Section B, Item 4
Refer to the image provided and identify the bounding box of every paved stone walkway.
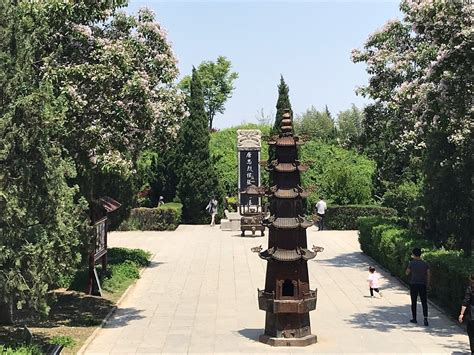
[81,226,469,354]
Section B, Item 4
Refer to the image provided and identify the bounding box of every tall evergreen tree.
[176,68,222,223]
[0,2,87,323]
[272,75,293,134]
[269,76,293,165]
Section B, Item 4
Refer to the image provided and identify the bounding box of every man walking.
[315,198,327,231]
[406,247,430,326]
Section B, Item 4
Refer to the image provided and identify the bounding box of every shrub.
[358,216,473,318]
[108,248,151,267]
[0,345,43,355]
[300,141,375,206]
[117,204,181,231]
[49,336,76,348]
[423,249,474,317]
[325,205,397,230]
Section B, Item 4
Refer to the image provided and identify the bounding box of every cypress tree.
[269,75,293,164]
[176,68,222,223]
[0,3,87,322]
[272,75,293,134]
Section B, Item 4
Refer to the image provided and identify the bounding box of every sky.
[126,1,402,128]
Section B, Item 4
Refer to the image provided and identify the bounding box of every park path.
[81,226,469,354]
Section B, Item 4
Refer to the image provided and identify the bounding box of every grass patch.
[159,202,182,211]
[0,247,152,354]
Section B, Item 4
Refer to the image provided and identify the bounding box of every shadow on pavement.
[102,307,144,328]
[237,328,263,341]
[346,304,468,352]
[316,251,370,269]
[147,261,165,269]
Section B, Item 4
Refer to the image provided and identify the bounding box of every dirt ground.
[0,289,123,354]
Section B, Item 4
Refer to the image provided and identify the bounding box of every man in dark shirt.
[406,247,430,326]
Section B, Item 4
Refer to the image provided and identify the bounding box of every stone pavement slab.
[80,226,470,354]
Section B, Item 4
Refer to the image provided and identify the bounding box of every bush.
[358,216,473,318]
[423,249,474,317]
[117,204,182,231]
[0,345,43,355]
[325,205,397,230]
[49,336,76,348]
[300,141,375,206]
[108,248,151,267]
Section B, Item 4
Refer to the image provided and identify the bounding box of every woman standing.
[206,197,218,227]
[459,274,474,354]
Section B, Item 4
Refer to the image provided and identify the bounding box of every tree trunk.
[0,300,14,325]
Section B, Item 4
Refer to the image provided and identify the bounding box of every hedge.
[117,203,182,231]
[325,205,397,230]
[358,216,473,318]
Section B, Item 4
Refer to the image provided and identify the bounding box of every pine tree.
[176,68,222,223]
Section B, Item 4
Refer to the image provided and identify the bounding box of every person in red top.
[459,274,474,354]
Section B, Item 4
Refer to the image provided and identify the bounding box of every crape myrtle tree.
[176,68,223,224]
[352,0,472,255]
[179,56,238,130]
[0,1,185,322]
[49,6,186,221]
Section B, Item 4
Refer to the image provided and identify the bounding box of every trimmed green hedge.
[325,205,397,230]
[117,203,182,231]
[358,216,473,318]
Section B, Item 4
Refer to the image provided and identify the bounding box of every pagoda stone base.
[259,312,316,347]
[259,334,317,347]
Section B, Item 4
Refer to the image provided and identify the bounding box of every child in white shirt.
[368,266,382,297]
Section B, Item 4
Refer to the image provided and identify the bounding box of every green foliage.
[423,249,474,317]
[300,141,375,206]
[117,206,181,231]
[176,69,223,224]
[102,248,151,293]
[358,217,473,317]
[49,336,76,348]
[135,150,171,208]
[210,129,375,206]
[269,76,293,165]
[353,1,472,255]
[272,75,293,134]
[179,56,238,129]
[0,1,184,321]
[336,104,364,148]
[0,345,43,355]
[0,84,88,316]
[325,205,397,230]
[108,248,151,268]
[294,106,337,142]
[382,180,424,234]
